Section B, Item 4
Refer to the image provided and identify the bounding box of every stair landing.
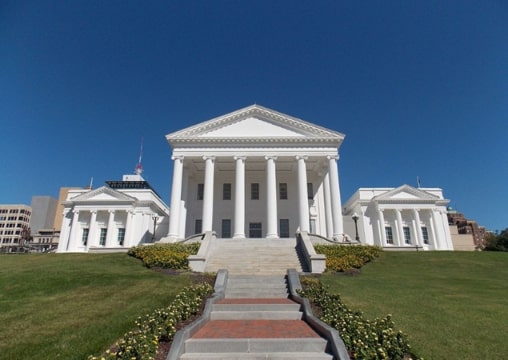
[204,238,304,275]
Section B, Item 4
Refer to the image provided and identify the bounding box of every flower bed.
[128,243,201,269]
[88,282,213,360]
[314,244,382,272]
[299,278,421,360]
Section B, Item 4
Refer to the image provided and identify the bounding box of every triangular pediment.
[69,186,136,203]
[373,185,440,202]
[166,105,345,145]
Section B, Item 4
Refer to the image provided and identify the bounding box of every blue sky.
[1,1,506,231]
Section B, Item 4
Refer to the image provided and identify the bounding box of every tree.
[484,228,508,252]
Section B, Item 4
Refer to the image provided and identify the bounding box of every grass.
[0,253,194,360]
[319,251,508,360]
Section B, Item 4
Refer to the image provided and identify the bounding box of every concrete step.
[212,303,300,312]
[204,238,304,274]
[225,290,289,299]
[184,338,328,353]
[180,352,334,359]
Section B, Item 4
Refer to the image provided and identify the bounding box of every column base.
[266,234,279,239]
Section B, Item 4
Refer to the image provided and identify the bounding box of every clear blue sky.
[1,1,506,231]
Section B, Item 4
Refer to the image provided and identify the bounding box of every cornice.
[169,137,343,144]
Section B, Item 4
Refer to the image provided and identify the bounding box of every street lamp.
[352,213,360,242]
[152,214,159,242]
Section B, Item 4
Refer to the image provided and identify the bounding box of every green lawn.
[319,251,508,360]
[0,253,193,360]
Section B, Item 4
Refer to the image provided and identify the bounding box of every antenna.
[135,137,144,175]
[417,176,421,188]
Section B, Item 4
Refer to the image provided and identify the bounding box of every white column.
[378,208,387,246]
[68,210,80,251]
[431,209,442,249]
[57,209,72,252]
[265,156,278,238]
[412,209,423,246]
[168,156,184,239]
[88,210,98,250]
[123,210,132,247]
[327,155,344,237]
[439,210,453,250]
[322,172,334,238]
[233,156,246,238]
[395,209,405,246]
[428,210,438,249]
[105,210,116,247]
[296,156,310,233]
[202,156,215,232]
[178,170,189,239]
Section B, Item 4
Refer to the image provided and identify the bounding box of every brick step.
[211,310,302,320]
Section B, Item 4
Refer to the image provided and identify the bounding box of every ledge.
[287,269,350,360]
[166,269,228,360]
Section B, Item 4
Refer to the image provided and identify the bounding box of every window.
[195,219,202,234]
[99,228,107,246]
[221,219,231,238]
[422,226,429,244]
[197,184,204,200]
[307,183,314,200]
[385,226,394,244]
[279,183,288,200]
[249,222,262,238]
[279,219,289,238]
[310,219,316,234]
[403,226,411,244]
[117,228,125,246]
[251,183,259,200]
[223,183,231,200]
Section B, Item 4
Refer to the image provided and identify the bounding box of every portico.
[163,105,346,242]
[343,185,454,250]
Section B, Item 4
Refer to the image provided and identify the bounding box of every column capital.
[203,155,216,161]
[171,155,184,161]
[327,154,340,161]
[264,155,277,161]
[296,155,308,161]
[108,209,115,214]
[234,156,246,161]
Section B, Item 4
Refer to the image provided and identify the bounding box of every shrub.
[314,245,382,272]
[88,282,213,360]
[298,280,421,360]
[128,243,201,269]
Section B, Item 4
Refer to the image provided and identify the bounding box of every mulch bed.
[153,270,215,360]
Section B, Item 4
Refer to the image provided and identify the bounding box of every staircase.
[204,238,305,275]
[179,275,334,359]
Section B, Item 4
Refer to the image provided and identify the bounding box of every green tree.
[484,228,508,252]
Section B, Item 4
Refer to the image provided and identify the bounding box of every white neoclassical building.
[342,185,453,250]
[162,105,346,243]
[162,105,454,251]
[56,105,454,253]
[57,174,169,253]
